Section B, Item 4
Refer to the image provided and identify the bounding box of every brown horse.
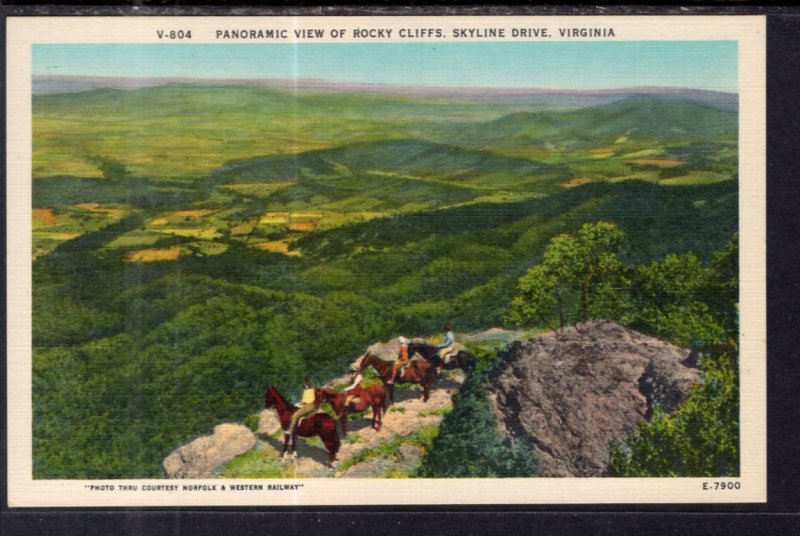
[358,353,435,407]
[317,385,385,436]
[263,385,341,463]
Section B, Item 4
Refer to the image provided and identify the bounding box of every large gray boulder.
[349,338,403,369]
[162,423,256,478]
[488,320,700,477]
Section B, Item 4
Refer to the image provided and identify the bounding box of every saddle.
[441,348,457,364]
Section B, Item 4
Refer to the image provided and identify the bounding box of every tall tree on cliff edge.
[506,221,626,332]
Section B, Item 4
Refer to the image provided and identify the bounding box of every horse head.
[350,353,367,371]
[456,351,477,371]
[264,385,280,409]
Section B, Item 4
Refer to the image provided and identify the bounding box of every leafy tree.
[625,253,726,348]
[702,233,739,337]
[506,221,625,331]
[608,346,739,477]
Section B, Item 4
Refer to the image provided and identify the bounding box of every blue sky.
[33,41,738,92]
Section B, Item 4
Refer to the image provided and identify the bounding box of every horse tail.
[321,416,341,459]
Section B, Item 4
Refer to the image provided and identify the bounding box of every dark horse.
[263,386,341,463]
[407,341,476,372]
[316,385,385,436]
[358,353,435,408]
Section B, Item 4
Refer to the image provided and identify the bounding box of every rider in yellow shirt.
[288,379,318,438]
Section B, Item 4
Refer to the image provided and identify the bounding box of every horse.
[358,353,435,407]
[407,341,476,372]
[316,384,385,436]
[263,385,341,463]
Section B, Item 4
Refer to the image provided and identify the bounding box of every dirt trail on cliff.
[255,372,465,478]
[167,329,519,479]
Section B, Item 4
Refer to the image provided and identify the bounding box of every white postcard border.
[6,15,766,507]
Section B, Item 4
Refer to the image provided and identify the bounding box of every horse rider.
[389,336,410,384]
[343,367,364,408]
[287,379,319,441]
[436,323,456,369]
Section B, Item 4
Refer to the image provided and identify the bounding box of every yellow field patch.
[259,216,288,225]
[230,218,258,236]
[149,218,169,226]
[287,222,316,232]
[590,151,615,160]
[255,239,291,253]
[660,172,730,185]
[291,212,323,219]
[171,209,217,218]
[74,203,129,217]
[632,158,685,168]
[125,247,181,263]
[74,202,101,211]
[32,157,104,178]
[33,208,57,226]
[157,227,222,240]
[34,231,81,241]
[619,149,664,159]
[259,211,290,225]
[609,172,661,183]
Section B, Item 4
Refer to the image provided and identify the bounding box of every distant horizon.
[32,42,738,93]
[31,74,739,98]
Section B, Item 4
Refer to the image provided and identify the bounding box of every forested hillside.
[31,84,738,478]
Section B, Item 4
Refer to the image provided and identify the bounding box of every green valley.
[31,83,738,478]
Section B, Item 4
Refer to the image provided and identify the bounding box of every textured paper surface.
[7,15,765,506]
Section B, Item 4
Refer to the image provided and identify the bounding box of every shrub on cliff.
[419,373,537,477]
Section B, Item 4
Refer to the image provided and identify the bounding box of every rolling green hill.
[30,83,739,478]
[33,84,544,179]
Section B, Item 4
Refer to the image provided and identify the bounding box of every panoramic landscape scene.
[30,41,740,479]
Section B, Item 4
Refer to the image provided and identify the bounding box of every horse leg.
[372,403,381,431]
[281,432,291,461]
[290,432,298,459]
[340,413,348,437]
[322,423,340,464]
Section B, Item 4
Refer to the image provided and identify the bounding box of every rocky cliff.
[488,320,701,477]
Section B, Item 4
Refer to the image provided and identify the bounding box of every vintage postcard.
[6,15,765,507]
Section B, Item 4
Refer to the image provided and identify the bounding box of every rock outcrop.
[163,423,256,478]
[257,409,282,436]
[488,320,700,477]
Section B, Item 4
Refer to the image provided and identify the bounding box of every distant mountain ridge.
[449,95,738,147]
[32,75,738,111]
